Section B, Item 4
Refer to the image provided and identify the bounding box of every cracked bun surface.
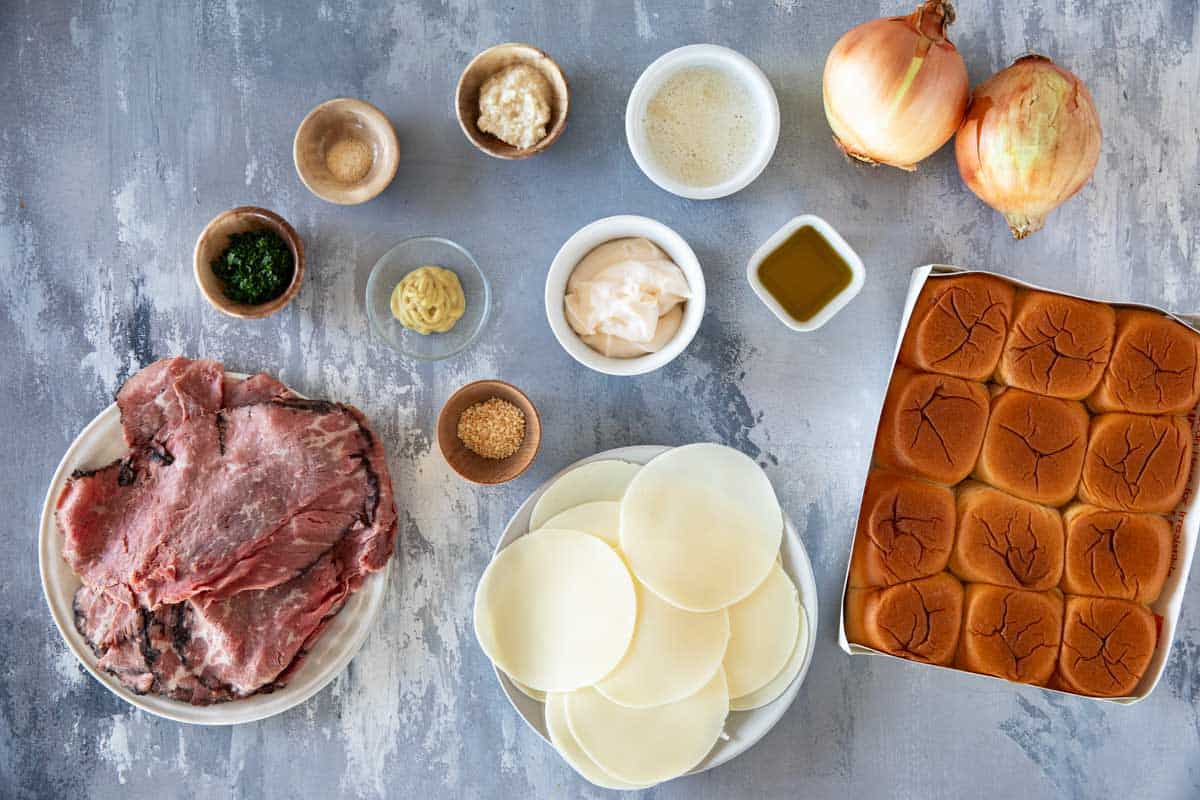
[949,483,1065,590]
[1061,505,1172,604]
[1079,413,1192,512]
[1088,309,1200,415]
[956,584,1063,685]
[898,274,1016,381]
[974,388,1090,506]
[845,572,964,665]
[998,291,1116,400]
[1058,596,1156,697]
[873,367,990,485]
[850,470,956,588]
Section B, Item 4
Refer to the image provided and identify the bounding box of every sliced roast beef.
[181,552,347,696]
[116,357,224,447]
[59,399,390,608]
[72,556,351,702]
[60,358,397,705]
[223,372,295,407]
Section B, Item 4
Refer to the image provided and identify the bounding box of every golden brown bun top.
[861,572,964,664]
[1061,504,1172,604]
[959,583,1063,684]
[952,482,1065,590]
[1081,414,1192,513]
[852,470,955,586]
[1000,291,1116,399]
[1089,309,1200,415]
[900,275,1016,381]
[977,387,1090,506]
[1059,596,1156,697]
[875,367,990,485]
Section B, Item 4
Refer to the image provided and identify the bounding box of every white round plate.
[38,374,391,725]
[491,445,818,776]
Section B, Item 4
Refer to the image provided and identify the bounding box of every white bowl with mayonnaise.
[545,216,705,376]
[626,44,780,200]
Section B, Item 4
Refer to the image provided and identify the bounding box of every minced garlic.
[477,64,552,150]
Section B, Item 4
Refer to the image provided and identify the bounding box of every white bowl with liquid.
[625,44,780,200]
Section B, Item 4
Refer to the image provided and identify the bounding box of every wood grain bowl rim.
[193,206,305,320]
[436,380,542,484]
[455,43,570,160]
[293,97,401,205]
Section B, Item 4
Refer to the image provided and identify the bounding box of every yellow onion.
[823,0,968,170]
[956,55,1102,239]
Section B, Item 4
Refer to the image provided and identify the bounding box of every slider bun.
[949,483,1064,591]
[956,584,1063,685]
[1061,505,1172,604]
[973,388,1090,507]
[849,470,955,588]
[898,274,1016,381]
[999,291,1116,399]
[1088,309,1200,415]
[873,367,989,485]
[1079,413,1192,512]
[1058,596,1156,697]
[844,572,963,666]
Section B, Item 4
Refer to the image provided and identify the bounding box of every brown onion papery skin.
[956,55,1102,239]
[823,1,968,171]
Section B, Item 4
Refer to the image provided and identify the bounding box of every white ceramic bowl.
[747,214,866,332]
[544,215,705,376]
[625,44,780,200]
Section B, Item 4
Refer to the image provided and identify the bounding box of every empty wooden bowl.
[455,43,569,160]
[293,98,400,204]
[437,380,542,484]
[193,206,304,319]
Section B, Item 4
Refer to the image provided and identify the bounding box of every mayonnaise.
[564,238,691,358]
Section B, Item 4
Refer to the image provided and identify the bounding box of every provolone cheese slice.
[540,501,621,548]
[545,693,650,790]
[474,529,636,692]
[595,582,729,708]
[530,461,641,530]
[723,563,800,698]
[730,605,809,711]
[620,444,782,611]
[566,669,729,786]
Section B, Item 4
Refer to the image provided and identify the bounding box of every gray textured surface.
[2,1,1198,798]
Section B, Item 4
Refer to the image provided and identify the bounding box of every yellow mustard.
[389,266,467,335]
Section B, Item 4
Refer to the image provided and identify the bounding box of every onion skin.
[955,55,1102,239]
[823,0,968,171]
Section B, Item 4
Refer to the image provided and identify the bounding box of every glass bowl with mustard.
[366,236,491,360]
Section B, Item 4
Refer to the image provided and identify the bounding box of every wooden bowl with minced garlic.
[455,43,570,160]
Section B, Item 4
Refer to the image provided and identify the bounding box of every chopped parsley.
[212,229,294,305]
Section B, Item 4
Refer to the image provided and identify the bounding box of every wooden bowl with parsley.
[194,206,304,319]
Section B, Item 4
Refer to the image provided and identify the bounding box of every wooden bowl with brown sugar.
[437,380,542,484]
[293,98,400,205]
[455,43,570,160]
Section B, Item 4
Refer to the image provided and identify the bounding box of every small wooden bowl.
[193,206,305,319]
[293,98,400,205]
[455,43,569,160]
[437,380,542,484]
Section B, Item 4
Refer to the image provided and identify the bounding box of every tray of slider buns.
[840,265,1200,703]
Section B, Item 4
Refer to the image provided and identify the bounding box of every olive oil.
[755,226,853,323]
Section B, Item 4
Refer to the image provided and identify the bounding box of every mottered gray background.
[2,1,1198,798]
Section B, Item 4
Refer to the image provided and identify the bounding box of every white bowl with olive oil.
[747,215,865,332]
